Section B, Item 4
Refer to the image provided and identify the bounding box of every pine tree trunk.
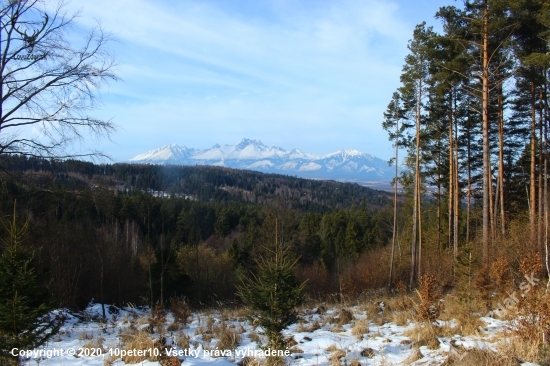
[498,79,505,236]
[531,81,537,249]
[449,93,454,252]
[454,142,459,258]
[438,150,441,251]
[482,0,490,262]
[467,107,472,244]
[389,110,399,289]
[539,86,544,256]
[544,78,549,290]
[415,78,422,282]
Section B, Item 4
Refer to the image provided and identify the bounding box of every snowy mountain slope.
[129,139,397,182]
[130,143,196,164]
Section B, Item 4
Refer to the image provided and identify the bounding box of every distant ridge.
[129,138,397,183]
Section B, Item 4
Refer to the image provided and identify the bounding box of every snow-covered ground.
[14,301,539,365]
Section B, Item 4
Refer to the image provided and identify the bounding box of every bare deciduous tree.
[0,0,118,160]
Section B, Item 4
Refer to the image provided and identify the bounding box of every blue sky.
[66,0,455,161]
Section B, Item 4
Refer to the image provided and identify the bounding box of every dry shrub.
[475,265,492,303]
[395,280,408,294]
[416,273,442,321]
[519,253,543,279]
[509,288,550,358]
[443,347,519,366]
[351,319,369,339]
[349,359,361,366]
[489,257,511,291]
[332,308,354,325]
[343,246,393,292]
[403,323,440,349]
[121,331,164,364]
[170,297,191,328]
[149,304,167,334]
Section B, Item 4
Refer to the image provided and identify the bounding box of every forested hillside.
[0,156,395,309]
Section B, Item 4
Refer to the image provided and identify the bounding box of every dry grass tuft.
[386,294,414,313]
[296,320,321,333]
[349,359,361,366]
[248,331,261,343]
[103,353,118,366]
[289,346,304,353]
[360,348,375,358]
[403,347,423,364]
[403,322,440,349]
[78,331,94,341]
[351,319,369,339]
[329,348,346,366]
[174,332,190,349]
[206,316,215,332]
[443,347,519,366]
[391,309,413,326]
[82,337,104,351]
[363,302,382,320]
[498,333,546,364]
[330,323,344,333]
[439,295,486,336]
[215,321,242,350]
[121,331,164,363]
[332,308,354,325]
[237,356,261,366]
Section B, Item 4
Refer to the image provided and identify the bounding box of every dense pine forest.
[0,156,396,309]
[382,0,550,291]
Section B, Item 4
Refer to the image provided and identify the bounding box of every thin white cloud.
[51,0,441,160]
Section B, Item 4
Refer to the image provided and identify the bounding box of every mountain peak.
[236,138,264,149]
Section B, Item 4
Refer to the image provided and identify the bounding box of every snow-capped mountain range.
[129,138,396,182]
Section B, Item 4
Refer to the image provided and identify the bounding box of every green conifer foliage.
[237,220,305,353]
[0,207,61,365]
